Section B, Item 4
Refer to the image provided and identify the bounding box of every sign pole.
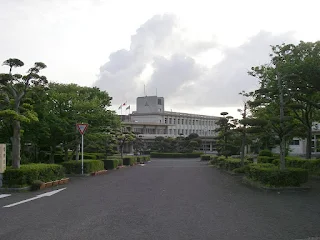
[81,134,84,175]
[76,123,88,175]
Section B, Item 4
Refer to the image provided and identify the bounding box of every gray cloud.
[95,14,297,110]
[95,14,178,104]
[168,31,297,110]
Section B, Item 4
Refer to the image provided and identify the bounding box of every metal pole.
[81,134,84,175]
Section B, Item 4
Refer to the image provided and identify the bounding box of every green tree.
[248,42,320,161]
[0,59,47,168]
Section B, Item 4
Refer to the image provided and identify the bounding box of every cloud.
[95,14,297,111]
[167,31,297,110]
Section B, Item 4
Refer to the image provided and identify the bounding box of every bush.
[117,158,123,166]
[102,159,118,170]
[61,160,104,174]
[31,180,44,191]
[233,165,250,174]
[217,157,249,171]
[150,152,202,158]
[201,155,211,161]
[273,158,320,173]
[259,149,273,157]
[3,164,65,187]
[257,156,275,164]
[246,164,308,187]
[123,156,136,166]
[143,155,151,162]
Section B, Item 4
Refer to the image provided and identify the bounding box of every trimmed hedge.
[246,164,308,187]
[61,160,104,174]
[201,155,211,161]
[102,159,118,170]
[257,156,275,164]
[3,164,65,187]
[215,156,250,170]
[123,157,137,166]
[273,158,320,173]
[143,155,151,162]
[259,149,273,157]
[150,152,203,158]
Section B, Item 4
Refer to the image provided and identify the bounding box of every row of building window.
[168,129,213,135]
[164,118,215,126]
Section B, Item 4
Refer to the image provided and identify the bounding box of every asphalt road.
[0,159,320,240]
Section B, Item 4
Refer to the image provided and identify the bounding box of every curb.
[242,177,311,192]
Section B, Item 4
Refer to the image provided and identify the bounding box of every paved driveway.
[0,158,320,240]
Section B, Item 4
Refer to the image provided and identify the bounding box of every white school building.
[120,96,220,153]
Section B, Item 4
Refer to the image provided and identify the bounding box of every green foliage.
[246,164,308,187]
[150,152,203,158]
[257,156,275,164]
[102,159,119,170]
[3,164,65,187]
[61,160,104,174]
[123,156,137,166]
[201,155,211,161]
[151,134,202,153]
[217,158,249,171]
[259,149,273,157]
[233,165,250,174]
[273,158,320,173]
[31,180,44,191]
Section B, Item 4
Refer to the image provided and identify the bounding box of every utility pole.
[277,74,286,170]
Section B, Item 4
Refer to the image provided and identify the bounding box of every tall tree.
[0,59,47,168]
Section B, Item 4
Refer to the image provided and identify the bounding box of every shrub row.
[3,164,65,187]
[246,164,308,187]
[201,155,211,161]
[272,158,320,173]
[102,155,150,169]
[257,156,275,164]
[150,152,203,158]
[217,158,250,171]
[61,160,104,174]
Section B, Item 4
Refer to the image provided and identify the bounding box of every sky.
[1,0,320,119]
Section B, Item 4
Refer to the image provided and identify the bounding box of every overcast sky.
[1,0,319,118]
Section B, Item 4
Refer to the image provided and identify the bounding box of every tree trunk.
[240,132,246,167]
[306,128,312,159]
[277,74,286,170]
[64,146,68,161]
[11,120,21,169]
[75,144,80,161]
[49,144,56,163]
[279,137,286,170]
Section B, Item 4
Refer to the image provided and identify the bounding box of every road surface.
[0,158,320,240]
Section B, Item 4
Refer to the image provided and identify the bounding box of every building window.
[290,140,300,146]
[165,118,167,124]
[169,129,172,134]
[169,118,172,124]
[178,119,180,124]
[193,120,195,125]
[160,120,161,123]
[182,119,184,124]
[158,99,162,105]
[189,119,191,125]
[174,118,176,124]
[174,129,176,135]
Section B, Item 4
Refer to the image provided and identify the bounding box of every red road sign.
[76,123,88,135]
